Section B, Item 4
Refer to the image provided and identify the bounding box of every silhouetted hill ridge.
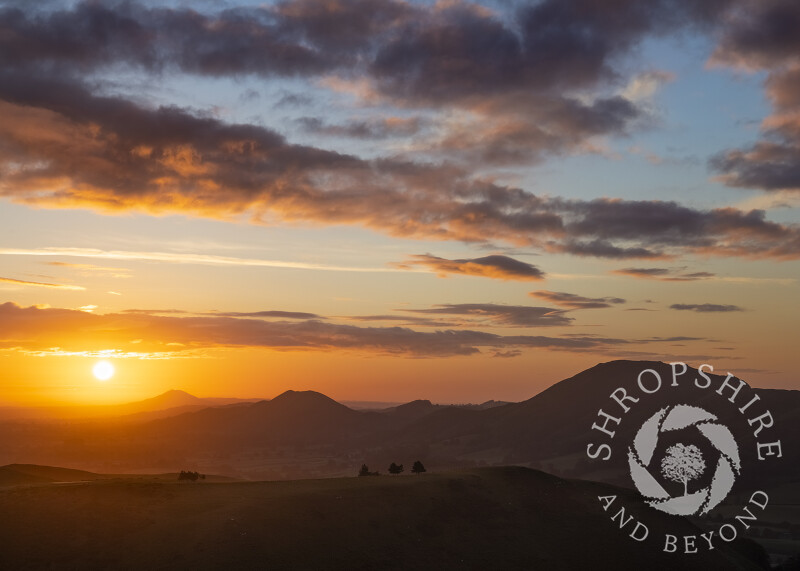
[0,466,768,570]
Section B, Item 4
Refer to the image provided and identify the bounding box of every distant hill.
[0,464,100,486]
[2,361,796,486]
[0,390,261,421]
[0,464,239,487]
[0,467,767,570]
[381,360,800,487]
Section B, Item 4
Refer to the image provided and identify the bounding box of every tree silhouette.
[660,443,706,496]
[411,460,426,475]
[388,462,404,475]
[358,464,370,477]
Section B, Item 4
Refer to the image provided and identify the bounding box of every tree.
[388,462,404,475]
[411,460,426,475]
[660,443,706,496]
[358,464,370,477]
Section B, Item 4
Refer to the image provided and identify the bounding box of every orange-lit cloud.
[395,254,545,281]
[0,301,639,359]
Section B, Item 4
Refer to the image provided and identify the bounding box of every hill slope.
[0,467,766,570]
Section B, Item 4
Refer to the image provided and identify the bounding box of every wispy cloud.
[0,276,84,290]
[45,261,132,278]
[401,303,571,327]
[611,267,716,281]
[0,247,409,273]
[670,303,744,312]
[529,290,625,309]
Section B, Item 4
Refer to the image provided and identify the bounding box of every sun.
[93,360,115,381]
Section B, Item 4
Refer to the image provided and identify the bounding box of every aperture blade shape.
[628,449,670,499]
[661,404,717,431]
[697,421,741,472]
[700,458,737,516]
[633,407,668,466]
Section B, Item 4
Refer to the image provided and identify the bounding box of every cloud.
[46,261,131,278]
[621,70,675,103]
[208,310,322,320]
[669,303,744,312]
[122,308,322,319]
[0,75,798,259]
[612,268,716,281]
[401,303,572,328]
[0,276,84,290]
[709,0,800,193]
[0,247,403,273]
[529,290,625,309]
[0,301,622,358]
[340,315,460,327]
[395,254,545,281]
[1,1,799,261]
[297,116,425,139]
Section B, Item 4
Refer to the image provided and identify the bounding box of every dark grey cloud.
[670,303,744,312]
[712,0,800,69]
[369,0,731,105]
[529,290,625,309]
[402,303,572,328]
[555,239,661,259]
[396,254,545,281]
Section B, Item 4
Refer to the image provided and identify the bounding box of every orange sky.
[1,0,799,406]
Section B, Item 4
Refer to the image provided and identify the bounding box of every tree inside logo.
[661,443,705,497]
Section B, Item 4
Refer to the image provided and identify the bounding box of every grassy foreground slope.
[0,467,764,570]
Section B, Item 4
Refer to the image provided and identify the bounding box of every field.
[0,466,767,570]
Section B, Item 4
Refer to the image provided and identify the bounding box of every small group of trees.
[358,464,380,477]
[177,470,206,481]
[358,461,426,477]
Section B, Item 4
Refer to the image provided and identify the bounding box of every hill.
[0,467,767,570]
[0,390,260,421]
[1,361,797,484]
[0,464,100,486]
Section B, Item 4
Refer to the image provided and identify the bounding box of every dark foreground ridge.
[0,466,765,570]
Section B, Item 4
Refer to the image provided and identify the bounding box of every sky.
[0,0,799,405]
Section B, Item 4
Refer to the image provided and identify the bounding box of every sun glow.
[92,360,115,381]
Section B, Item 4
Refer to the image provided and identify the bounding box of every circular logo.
[627,404,741,516]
